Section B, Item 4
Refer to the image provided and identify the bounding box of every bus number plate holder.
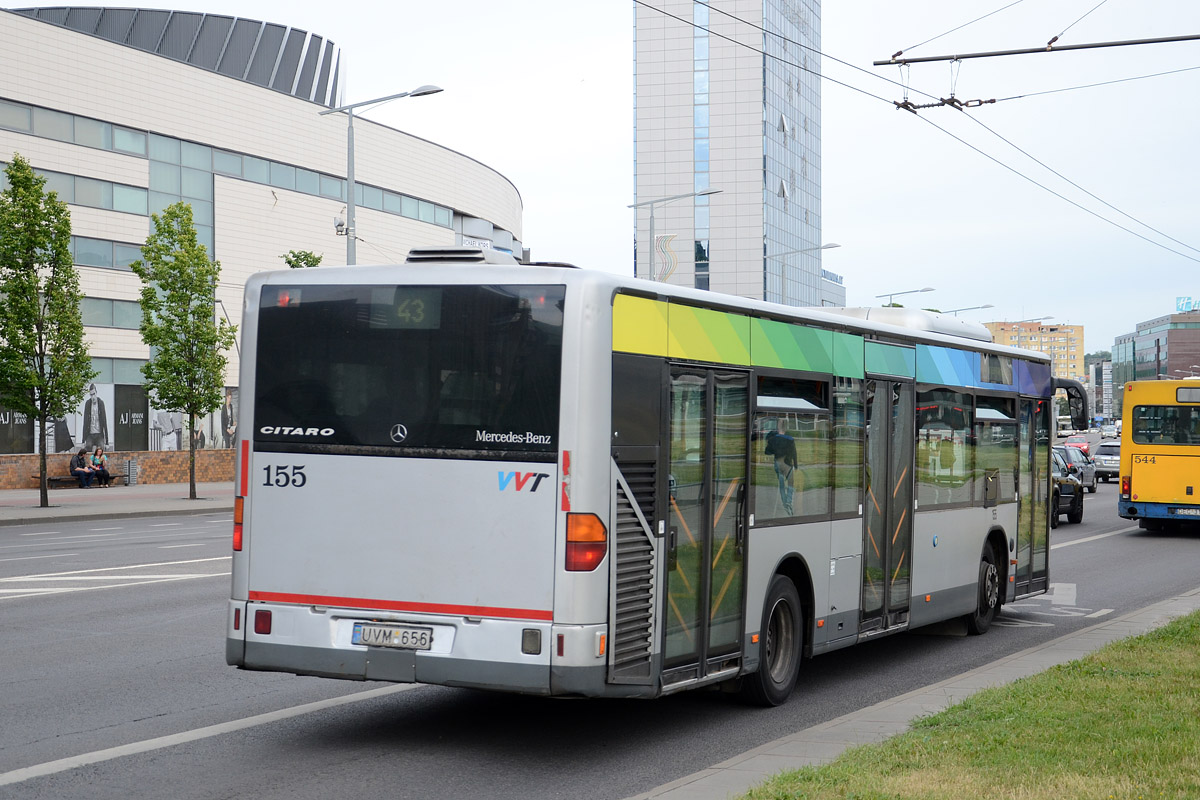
[353,622,433,650]
[1173,508,1200,517]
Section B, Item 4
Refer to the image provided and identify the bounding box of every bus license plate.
[353,623,433,650]
[1173,508,1200,517]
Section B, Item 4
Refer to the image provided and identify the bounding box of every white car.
[1100,425,1117,439]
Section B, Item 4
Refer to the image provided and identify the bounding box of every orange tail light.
[565,513,607,572]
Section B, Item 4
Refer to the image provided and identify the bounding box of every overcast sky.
[88,1,1200,353]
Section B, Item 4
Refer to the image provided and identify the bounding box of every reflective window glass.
[75,177,112,209]
[213,149,242,176]
[319,174,343,199]
[150,161,181,194]
[694,37,709,60]
[694,106,709,127]
[181,167,213,200]
[113,127,147,155]
[114,243,142,269]
[113,359,146,385]
[362,184,383,210]
[91,358,114,383]
[296,168,319,194]
[149,134,181,164]
[695,207,709,229]
[832,377,863,515]
[113,300,142,329]
[917,389,973,507]
[975,396,1017,502]
[190,198,214,226]
[75,237,114,267]
[401,195,418,218]
[753,378,831,522]
[418,200,435,223]
[181,141,212,170]
[0,99,31,131]
[383,191,403,214]
[33,107,73,142]
[196,224,215,254]
[149,191,179,216]
[74,117,112,150]
[694,72,708,94]
[82,298,113,327]
[113,184,148,215]
[40,170,74,202]
[243,156,270,183]
[269,162,296,191]
[435,206,451,227]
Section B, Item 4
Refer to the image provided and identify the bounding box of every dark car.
[1063,434,1091,456]
[1093,441,1120,482]
[1051,449,1083,528]
[1054,444,1097,493]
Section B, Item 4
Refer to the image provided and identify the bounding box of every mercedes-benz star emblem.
[390,423,408,443]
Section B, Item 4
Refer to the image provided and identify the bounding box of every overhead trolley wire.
[634,0,1200,263]
[1047,0,1112,49]
[889,0,1029,62]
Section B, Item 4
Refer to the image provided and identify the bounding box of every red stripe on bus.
[248,590,554,622]
[239,440,249,497]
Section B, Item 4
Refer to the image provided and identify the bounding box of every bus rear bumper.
[1119,500,1200,521]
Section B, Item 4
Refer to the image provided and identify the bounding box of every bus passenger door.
[1014,398,1050,596]
[664,368,748,685]
[861,379,915,633]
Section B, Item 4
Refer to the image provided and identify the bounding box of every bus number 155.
[262,465,307,487]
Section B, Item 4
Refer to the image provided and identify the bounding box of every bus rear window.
[254,284,564,456]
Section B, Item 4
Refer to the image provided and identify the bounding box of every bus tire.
[1068,494,1084,524]
[965,546,1000,635]
[742,574,803,707]
[1050,493,1060,529]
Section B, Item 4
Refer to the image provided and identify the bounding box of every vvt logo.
[499,471,550,492]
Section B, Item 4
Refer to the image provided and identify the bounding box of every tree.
[131,202,237,499]
[281,249,322,269]
[0,154,95,508]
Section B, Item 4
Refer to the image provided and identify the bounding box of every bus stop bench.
[33,472,127,489]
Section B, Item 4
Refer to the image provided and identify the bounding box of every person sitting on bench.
[70,448,95,488]
[91,446,112,487]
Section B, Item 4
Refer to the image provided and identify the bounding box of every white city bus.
[226,248,1086,705]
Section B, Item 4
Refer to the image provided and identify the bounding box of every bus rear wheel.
[742,574,803,707]
[965,546,1000,635]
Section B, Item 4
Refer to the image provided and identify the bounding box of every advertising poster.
[115,385,149,452]
[0,405,34,454]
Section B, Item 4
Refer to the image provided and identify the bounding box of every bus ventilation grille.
[611,461,657,681]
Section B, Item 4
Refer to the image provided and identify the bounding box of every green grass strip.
[742,610,1200,800]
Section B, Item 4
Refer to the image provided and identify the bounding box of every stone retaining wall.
[0,450,235,489]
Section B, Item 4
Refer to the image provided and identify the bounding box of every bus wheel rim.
[765,598,795,682]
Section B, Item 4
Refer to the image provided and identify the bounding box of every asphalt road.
[1,479,1198,800]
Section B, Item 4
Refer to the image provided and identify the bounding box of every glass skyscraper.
[633,0,844,306]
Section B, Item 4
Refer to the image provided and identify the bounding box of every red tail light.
[565,513,607,571]
[254,609,272,635]
[1121,475,1131,497]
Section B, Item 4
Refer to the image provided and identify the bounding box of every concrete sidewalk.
[0,481,234,526]
[629,586,1200,800]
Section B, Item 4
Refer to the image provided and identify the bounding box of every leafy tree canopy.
[282,249,322,269]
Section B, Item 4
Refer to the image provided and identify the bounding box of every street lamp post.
[764,243,840,305]
[629,189,722,281]
[943,303,994,316]
[320,85,443,265]
[875,286,934,306]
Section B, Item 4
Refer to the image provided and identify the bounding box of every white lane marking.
[0,683,419,787]
[0,556,231,579]
[0,554,79,563]
[13,575,226,581]
[1050,526,1139,549]
[1,531,228,550]
[0,574,230,601]
[88,527,123,531]
[149,523,182,528]
[159,543,206,549]
[17,532,62,537]
[1047,583,1077,606]
[1086,608,1115,618]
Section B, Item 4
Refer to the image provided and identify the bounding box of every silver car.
[1054,444,1097,493]
[1093,441,1120,482]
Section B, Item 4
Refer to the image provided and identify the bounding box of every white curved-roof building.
[0,7,523,453]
